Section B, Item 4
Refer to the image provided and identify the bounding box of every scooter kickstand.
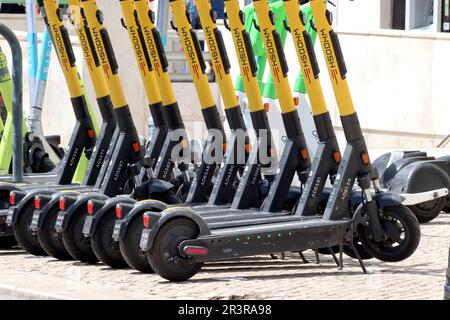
[328,247,341,269]
[314,249,320,264]
[299,251,309,264]
[349,243,368,274]
[338,243,344,270]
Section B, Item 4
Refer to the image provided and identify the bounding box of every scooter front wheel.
[147,218,203,281]
[358,205,420,262]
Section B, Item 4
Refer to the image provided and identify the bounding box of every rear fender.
[117,199,168,240]
[60,192,109,231]
[388,161,450,194]
[83,196,136,236]
[7,189,54,226]
[142,207,211,252]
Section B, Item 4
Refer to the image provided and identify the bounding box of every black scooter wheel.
[12,203,46,256]
[0,236,17,249]
[147,218,203,281]
[358,205,420,262]
[408,197,445,223]
[62,208,98,264]
[120,214,153,273]
[91,210,128,269]
[37,206,73,260]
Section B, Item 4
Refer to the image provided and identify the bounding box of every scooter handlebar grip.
[100,29,119,74]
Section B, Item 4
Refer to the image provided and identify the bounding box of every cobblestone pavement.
[0,214,449,300]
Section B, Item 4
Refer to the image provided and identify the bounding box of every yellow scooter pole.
[169,0,229,202]
[80,0,145,195]
[223,0,279,209]
[253,0,311,178]
[310,0,371,168]
[169,0,225,140]
[67,0,118,185]
[39,0,97,184]
[194,0,239,114]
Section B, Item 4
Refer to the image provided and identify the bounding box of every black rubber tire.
[62,208,98,264]
[0,236,17,249]
[408,197,445,223]
[37,205,73,260]
[91,210,129,269]
[119,193,179,272]
[358,205,421,262]
[120,214,153,273]
[12,203,46,256]
[147,218,203,281]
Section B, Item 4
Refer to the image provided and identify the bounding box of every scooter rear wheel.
[120,214,153,273]
[408,197,445,223]
[37,206,73,260]
[62,208,98,264]
[13,203,46,256]
[147,218,203,281]
[0,236,17,249]
[91,210,129,269]
[358,205,420,262]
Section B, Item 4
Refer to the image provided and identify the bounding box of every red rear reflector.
[116,205,122,219]
[87,200,94,215]
[293,97,299,106]
[184,246,208,256]
[59,196,65,211]
[264,102,270,112]
[9,192,15,206]
[34,196,41,209]
[143,213,150,228]
[88,129,95,139]
[132,142,140,153]
[361,152,370,165]
[333,151,342,164]
[301,148,309,161]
